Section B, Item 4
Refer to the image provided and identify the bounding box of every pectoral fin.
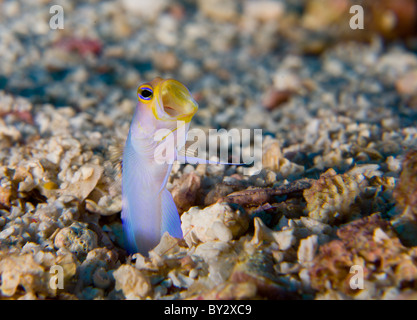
[160,188,183,239]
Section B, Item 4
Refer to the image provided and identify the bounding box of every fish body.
[122,77,198,254]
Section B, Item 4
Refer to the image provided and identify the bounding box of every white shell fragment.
[297,235,319,265]
[181,203,249,247]
[113,265,151,299]
[60,164,103,201]
[251,217,295,251]
[54,222,98,257]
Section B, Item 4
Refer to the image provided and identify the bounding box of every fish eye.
[138,87,153,101]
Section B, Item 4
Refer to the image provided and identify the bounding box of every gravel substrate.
[1,0,417,300]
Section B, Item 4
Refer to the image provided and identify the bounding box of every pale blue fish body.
[121,78,198,255]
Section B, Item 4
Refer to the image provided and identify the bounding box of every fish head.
[137,77,198,126]
[132,77,199,157]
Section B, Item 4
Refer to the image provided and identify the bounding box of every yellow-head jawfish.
[121,77,198,254]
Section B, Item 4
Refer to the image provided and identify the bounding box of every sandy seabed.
[1,0,417,300]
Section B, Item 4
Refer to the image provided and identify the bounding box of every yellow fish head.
[137,77,198,124]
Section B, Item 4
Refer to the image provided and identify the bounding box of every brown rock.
[152,52,179,72]
[171,171,201,214]
[396,70,417,95]
[262,89,293,110]
[309,213,414,295]
[394,150,417,216]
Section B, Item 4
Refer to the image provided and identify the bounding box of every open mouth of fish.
[158,80,198,121]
